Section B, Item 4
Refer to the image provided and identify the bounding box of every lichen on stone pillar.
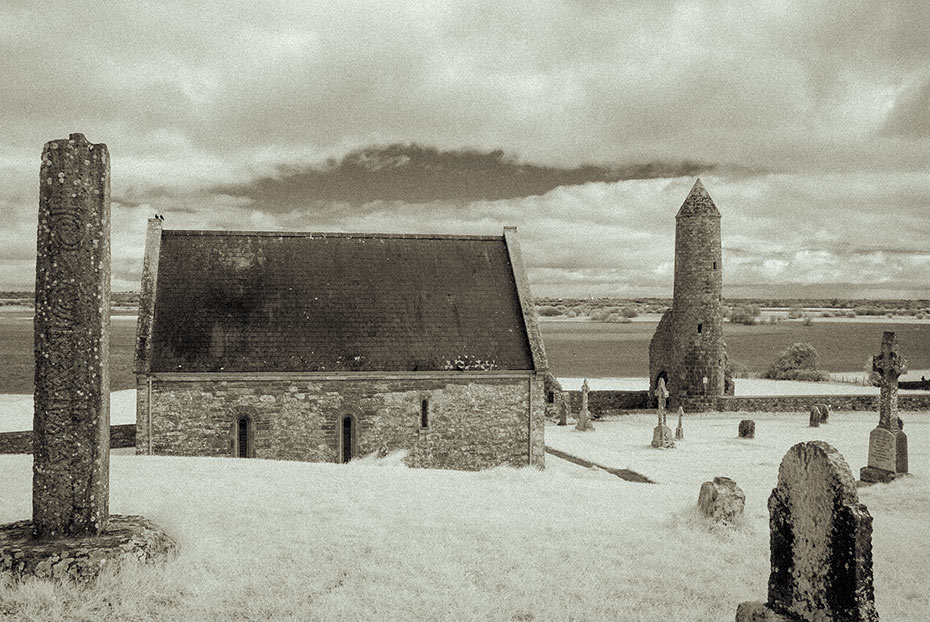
[33,133,111,538]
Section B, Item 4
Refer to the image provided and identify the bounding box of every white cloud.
[0,1,928,297]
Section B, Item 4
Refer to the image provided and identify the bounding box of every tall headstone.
[33,134,110,538]
[674,406,684,440]
[575,379,594,431]
[736,441,878,621]
[860,331,908,483]
[651,378,674,448]
[808,407,821,428]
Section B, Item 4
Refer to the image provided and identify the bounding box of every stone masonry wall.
[137,375,545,470]
[714,393,930,413]
[567,390,649,414]
[0,425,135,455]
[558,391,930,416]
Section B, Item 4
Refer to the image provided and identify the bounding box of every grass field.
[0,410,926,621]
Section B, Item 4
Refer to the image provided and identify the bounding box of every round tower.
[648,179,728,407]
[672,179,724,397]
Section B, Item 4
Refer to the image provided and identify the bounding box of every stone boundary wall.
[900,380,930,390]
[715,394,930,413]
[566,390,649,414]
[0,424,136,455]
[563,390,930,415]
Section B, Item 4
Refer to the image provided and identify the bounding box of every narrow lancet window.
[237,417,251,458]
[420,399,429,428]
[697,323,703,334]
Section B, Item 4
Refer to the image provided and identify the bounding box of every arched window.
[235,416,253,458]
[697,323,703,334]
[338,415,357,463]
[420,399,429,429]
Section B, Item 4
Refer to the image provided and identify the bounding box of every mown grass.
[1,410,928,621]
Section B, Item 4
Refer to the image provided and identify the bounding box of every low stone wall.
[0,424,136,455]
[900,380,930,390]
[566,390,649,415]
[711,394,930,413]
[0,431,32,455]
[111,424,136,449]
[562,390,930,416]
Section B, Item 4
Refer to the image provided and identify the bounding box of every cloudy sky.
[1,1,928,298]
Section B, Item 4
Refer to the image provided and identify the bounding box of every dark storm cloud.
[213,144,717,208]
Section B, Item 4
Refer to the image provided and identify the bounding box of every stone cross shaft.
[655,378,669,426]
[872,331,906,429]
[581,379,589,413]
[33,134,111,538]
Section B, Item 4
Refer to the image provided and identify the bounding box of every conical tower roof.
[675,178,720,218]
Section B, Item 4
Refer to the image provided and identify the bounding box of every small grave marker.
[575,379,594,431]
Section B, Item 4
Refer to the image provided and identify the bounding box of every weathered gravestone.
[674,406,684,440]
[815,403,830,424]
[557,397,568,426]
[809,407,821,428]
[735,441,878,621]
[575,379,594,431]
[738,419,755,439]
[697,476,744,525]
[0,134,175,582]
[651,378,674,448]
[860,331,908,484]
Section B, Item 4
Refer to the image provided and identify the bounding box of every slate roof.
[148,231,535,373]
[675,178,720,218]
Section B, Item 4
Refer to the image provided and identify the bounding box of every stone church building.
[649,179,733,409]
[134,220,547,470]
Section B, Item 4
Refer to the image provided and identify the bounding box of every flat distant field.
[0,311,137,394]
[3,309,930,393]
[540,319,930,379]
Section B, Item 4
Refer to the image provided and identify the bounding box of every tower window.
[712,261,716,270]
[697,323,703,333]
[420,399,429,428]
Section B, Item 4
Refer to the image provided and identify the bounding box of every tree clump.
[728,304,761,325]
[764,342,830,381]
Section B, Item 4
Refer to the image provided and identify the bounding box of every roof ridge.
[160,230,505,241]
